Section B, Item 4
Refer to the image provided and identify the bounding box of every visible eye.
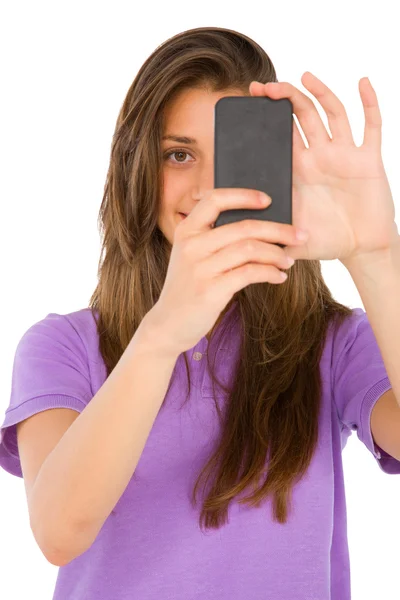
[163,148,194,165]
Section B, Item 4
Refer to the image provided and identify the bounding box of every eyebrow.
[162,134,198,144]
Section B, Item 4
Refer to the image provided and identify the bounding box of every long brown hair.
[88,26,352,531]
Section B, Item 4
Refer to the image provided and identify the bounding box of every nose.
[192,168,214,202]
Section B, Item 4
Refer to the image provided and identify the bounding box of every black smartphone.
[213,96,293,248]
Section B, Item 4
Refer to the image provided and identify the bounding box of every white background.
[0,1,399,598]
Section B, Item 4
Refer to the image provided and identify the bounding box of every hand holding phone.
[151,188,305,356]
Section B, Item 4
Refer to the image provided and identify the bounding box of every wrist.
[132,307,182,360]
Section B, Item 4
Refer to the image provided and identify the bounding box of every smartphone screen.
[213,96,293,247]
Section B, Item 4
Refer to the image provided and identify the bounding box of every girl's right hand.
[148,187,306,356]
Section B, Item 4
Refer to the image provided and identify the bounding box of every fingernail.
[296,228,309,241]
[259,193,271,206]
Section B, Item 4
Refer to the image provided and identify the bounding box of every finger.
[359,77,382,149]
[192,214,302,258]
[218,262,290,295]
[300,72,355,144]
[177,188,270,236]
[205,238,293,277]
[263,80,331,146]
[292,115,307,151]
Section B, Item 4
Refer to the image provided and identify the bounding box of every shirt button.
[193,352,203,361]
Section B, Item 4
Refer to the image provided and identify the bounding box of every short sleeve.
[333,307,400,474]
[0,312,93,478]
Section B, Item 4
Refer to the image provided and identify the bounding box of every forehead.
[163,87,246,129]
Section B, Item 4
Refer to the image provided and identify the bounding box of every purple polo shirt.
[1,302,399,599]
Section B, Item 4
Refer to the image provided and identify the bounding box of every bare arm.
[29,309,180,566]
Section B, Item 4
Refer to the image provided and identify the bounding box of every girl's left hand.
[249,73,399,269]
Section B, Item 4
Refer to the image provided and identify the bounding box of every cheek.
[162,171,185,209]
[162,171,174,200]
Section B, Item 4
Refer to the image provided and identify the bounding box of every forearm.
[344,239,400,406]
[30,310,180,566]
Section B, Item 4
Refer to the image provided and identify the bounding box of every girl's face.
[158,86,246,245]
